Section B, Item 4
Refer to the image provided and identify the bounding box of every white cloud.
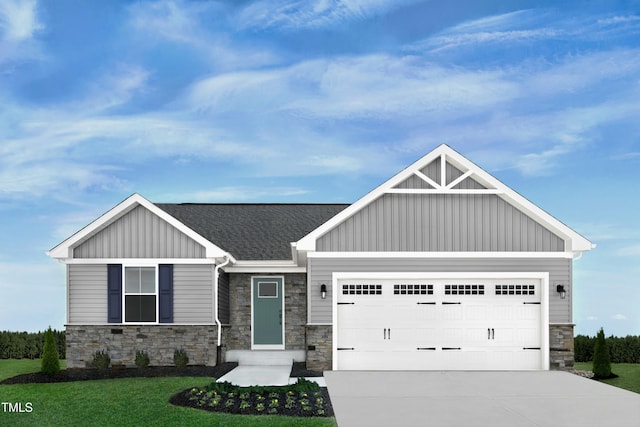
[0,0,44,65]
[586,316,598,321]
[236,0,419,29]
[612,314,628,320]
[616,245,640,257]
[0,0,42,41]
[161,186,310,202]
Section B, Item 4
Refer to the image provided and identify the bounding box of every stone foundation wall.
[305,325,332,371]
[66,325,218,368]
[226,273,307,352]
[549,323,574,370]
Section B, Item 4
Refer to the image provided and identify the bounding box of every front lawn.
[0,359,337,427]
[574,362,640,394]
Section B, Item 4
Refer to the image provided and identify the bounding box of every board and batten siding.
[73,204,206,259]
[308,257,571,324]
[68,264,215,324]
[68,264,108,323]
[316,194,565,252]
[173,264,213,323]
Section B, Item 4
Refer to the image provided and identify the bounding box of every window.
[342,284,382,295]
[124,267,156,322]
[495,284,535,295]
[444,284,484,295]
[393,284,433,295]
[258,281,278,298]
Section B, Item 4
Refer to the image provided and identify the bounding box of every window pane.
[140,267,155,293]
[258,282,277,298]
[125,267,140,293]
[125,295,156,322]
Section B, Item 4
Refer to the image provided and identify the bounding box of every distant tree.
[41,327,60,376]
[592,328,612,379]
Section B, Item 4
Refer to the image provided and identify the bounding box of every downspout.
[213,256,231,365]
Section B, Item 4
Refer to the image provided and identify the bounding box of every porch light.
[556,284,566,299]
[320,284,327,299]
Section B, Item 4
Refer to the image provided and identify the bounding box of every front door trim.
[251,275,285,350]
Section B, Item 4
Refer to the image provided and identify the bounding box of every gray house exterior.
[49,144,593,370]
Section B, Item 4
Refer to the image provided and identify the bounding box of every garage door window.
[495,284,535,295]
[342,284,382,295]
[393,284,433,295]
[445,284,484,295]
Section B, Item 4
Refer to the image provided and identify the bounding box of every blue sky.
[1,0,639,337]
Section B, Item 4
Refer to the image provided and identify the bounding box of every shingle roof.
[155,203,349,260]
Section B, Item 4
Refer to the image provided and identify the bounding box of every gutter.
[213,255,231,365]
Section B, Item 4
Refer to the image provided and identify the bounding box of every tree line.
[575,334,640,363]
[0,330,66,359]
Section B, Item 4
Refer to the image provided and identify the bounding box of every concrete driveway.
[325,371,640,427]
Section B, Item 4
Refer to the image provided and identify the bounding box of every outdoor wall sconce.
[556,284,566,299]
[320,284,327,299]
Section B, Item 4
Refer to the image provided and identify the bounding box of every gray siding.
[74,204,206,259]
[308,257,571,324]
[317,194,564,252]
[173,264,213,323]
[68,264,108,323]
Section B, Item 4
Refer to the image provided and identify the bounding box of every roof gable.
[296,144,593,253]
[48,194,231,261]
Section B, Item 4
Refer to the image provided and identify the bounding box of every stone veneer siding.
[305,325,332,371]
[549,323,575,370]
[225,273,307,354]
[66,325,218,368]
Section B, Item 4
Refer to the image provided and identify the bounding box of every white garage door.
[335,274,547,370]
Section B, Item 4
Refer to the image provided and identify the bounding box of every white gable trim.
[48,193,234,262]
[296,144,593,253]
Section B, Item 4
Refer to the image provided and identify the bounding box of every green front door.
[252,277,284,348]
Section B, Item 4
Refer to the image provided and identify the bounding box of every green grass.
[0,358,66,382]
[0,359,337,427]
[574,362,640,394]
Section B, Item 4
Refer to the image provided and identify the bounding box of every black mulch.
[290,362,323,378]
[169,386,334,418]
[0,363,238,385]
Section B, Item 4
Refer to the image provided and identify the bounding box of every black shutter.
[158,264,173,323]
[107,264,122,323]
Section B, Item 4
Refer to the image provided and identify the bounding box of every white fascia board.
[64,258,218,265]
[297,145,447,251]
[307,251,574,259]
[48,193,233,261]
[225,260,306,273]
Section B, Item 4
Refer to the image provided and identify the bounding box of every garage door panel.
[336,277,544,371]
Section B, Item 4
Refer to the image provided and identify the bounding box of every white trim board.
[307,251,575,259]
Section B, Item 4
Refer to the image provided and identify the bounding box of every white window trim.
[122,263,159,325]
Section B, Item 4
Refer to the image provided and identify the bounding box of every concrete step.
[225,349,305,366]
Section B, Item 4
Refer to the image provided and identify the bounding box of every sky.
[0,0,639,337]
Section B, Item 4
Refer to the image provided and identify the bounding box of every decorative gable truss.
[296,144,594,254]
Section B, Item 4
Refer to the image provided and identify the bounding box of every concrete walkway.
[325,371,640,427]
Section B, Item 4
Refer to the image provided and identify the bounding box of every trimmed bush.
[174,348,189,368]
[41,327,60,376]
[135,350,150,368]
[91,350,111,369]
[593,328,612,379]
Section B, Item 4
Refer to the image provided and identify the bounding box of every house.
[48,144,594,371]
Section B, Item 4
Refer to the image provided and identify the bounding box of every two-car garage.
[333,273,549,371]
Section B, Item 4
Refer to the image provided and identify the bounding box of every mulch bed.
[0,363,238,385]
[169,386,334,417]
